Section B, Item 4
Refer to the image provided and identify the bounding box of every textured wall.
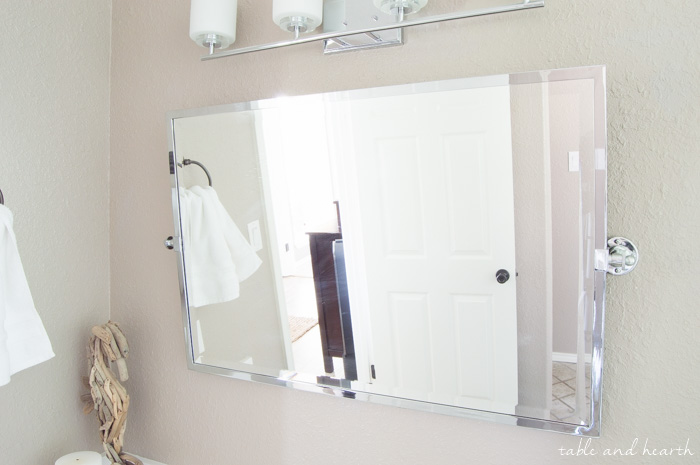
[0,1,111,463]
[110,1,700,464]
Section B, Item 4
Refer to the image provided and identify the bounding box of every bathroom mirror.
[166,65,607,436]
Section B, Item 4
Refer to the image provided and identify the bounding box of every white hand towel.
[179,186,262,308]
[0,204,55,387]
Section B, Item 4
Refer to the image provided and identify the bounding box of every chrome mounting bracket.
[323,28,403,54]
[595,237,640,276]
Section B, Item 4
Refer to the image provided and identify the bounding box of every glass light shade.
[373,0,428,15]
[273,0,324,34]
[323,0,346,32]
[190,0,238,49]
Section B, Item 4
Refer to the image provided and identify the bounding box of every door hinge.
[169,151,175,174]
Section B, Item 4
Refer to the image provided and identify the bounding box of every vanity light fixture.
[322,0,347,33]
[200,0,545,59]
[190,0,238,55]
[374,0,428,20]
[273,0,324,39]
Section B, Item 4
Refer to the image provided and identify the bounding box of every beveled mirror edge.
[165,65,608,436]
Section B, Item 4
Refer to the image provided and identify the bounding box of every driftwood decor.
[82,321,143,465]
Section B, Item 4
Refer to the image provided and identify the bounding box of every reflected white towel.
[179,186,262,307]
[0,205,55,387]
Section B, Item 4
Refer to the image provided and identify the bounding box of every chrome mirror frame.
[166,65,608,436]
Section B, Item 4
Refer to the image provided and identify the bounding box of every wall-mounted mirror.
[166,65,608,436]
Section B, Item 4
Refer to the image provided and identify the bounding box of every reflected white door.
[337,86,518,413]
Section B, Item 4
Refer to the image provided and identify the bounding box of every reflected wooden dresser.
[307,229,344,374]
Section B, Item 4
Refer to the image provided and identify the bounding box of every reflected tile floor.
[283,273,345,379]
[551,361,591,424]
[290,324,344,378]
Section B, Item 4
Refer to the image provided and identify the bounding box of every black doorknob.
[496,269,510,284]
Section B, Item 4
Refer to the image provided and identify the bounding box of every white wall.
[104,0,696,464]
[0,1,112,463]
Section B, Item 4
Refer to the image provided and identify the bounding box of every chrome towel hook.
[0,188,4,205]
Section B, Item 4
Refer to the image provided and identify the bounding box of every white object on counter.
[55,451,102,465]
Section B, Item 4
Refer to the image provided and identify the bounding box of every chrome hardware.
[204,1,544,60]
[607,237,639,275]
[595,237,639,275]
[178,158,213,187]
[164,236,175,250]
[203,33,224,56]
[496,269,510,284]
[0,188,4,205]
[324,28,403,54]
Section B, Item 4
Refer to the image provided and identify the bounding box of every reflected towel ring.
[0,188,4,205]
[178,159,213,187]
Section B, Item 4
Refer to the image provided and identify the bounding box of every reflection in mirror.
[168,66,607,436]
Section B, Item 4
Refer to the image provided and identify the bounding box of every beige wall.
[0,1,112,464]
[108,1,700,464]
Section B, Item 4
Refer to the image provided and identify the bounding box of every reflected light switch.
[248,220,263,251]
[568,151,580,172]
